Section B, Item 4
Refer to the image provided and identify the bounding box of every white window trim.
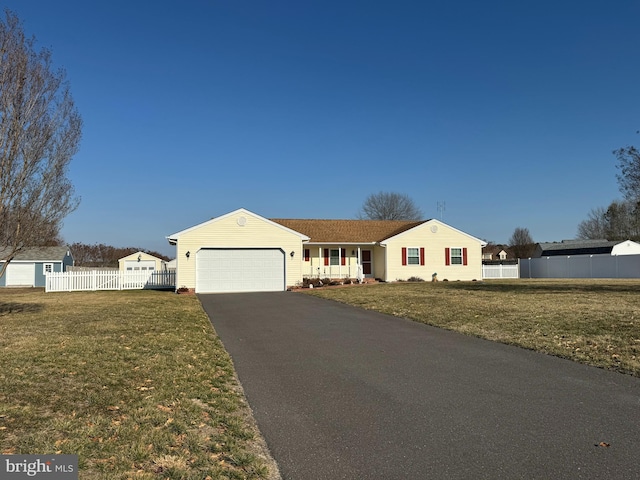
[450,247,463,265]
[406,247,421,265]
[330,249,340,266]
[43,263,54,274]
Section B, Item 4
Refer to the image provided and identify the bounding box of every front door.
[362,250,372,276]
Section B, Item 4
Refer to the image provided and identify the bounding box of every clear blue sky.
[5,1,639,257]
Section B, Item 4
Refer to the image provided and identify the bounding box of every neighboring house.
[531,239,639,258]
[167,208,486,294]
[482,244,513,261]
[118,251,166,272]
[0,246,74,287]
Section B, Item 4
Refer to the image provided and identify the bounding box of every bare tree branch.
[615,146,640,202]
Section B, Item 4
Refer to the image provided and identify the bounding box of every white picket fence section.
[482,264,519,279]
[45,270,176,292]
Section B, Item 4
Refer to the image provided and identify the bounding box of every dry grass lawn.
[0,288,279,480]
[303,279,640,376]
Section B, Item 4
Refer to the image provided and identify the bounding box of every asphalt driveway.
[199,292,640,480]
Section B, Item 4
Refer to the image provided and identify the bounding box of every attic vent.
[237,216,247,226]
[430,225,438,233]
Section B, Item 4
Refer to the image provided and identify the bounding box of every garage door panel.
[196,249,285,293]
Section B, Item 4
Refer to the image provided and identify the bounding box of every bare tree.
[577,206,608,240]
[358,191,422,220]
[0,10,81,277]
[615,145,640,202]
[576,200,640,241]
[603,200,640,240]
[509,227,535,258]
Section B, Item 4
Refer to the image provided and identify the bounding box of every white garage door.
[196,249,285,293]
[6,263,35,286]
[124,260,156,271]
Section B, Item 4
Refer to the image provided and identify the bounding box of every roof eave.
[304,241,378,246]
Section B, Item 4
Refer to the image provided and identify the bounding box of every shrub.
[407,276,424,282]
[302,277,325,288]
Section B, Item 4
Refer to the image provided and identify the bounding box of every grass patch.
[0,288,278,479]
[302,279,640,376]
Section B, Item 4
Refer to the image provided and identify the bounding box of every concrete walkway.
[199,292,640,480]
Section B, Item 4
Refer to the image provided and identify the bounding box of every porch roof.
[270,219,427,243]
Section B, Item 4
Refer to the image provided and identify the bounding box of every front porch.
[302,245,375,280]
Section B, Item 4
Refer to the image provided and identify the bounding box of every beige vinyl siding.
[173,211,304,289]
[383,220,483,281]
[372,246,386,280]
[118,252,165,272]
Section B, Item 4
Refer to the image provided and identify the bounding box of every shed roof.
[270,219,428,243]
[537,239,618,256]
[0,246,71,262]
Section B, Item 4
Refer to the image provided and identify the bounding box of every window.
[445,247,468,266]
[324,248,346,266]
[304,249,310,261]
[402,247,425,266]
[43,263,53,274]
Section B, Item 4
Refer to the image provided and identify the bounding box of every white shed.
[611,240,640,256]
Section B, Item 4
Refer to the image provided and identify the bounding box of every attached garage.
[196,248,285,293]
[167,209,309,293]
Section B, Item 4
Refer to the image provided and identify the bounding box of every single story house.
[0,246,74,287]
[533,239,640,258]
[118,251,167,272]
[167,208,486,293]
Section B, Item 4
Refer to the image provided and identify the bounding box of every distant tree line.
[70,243,171,268]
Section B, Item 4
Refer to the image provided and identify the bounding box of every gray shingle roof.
[0,246,71,262]
[536,240,618,256]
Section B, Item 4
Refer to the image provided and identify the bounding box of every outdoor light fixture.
[185,251,190,258]
[290,251,295,258]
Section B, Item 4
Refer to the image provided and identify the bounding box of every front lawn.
[302,279,640,376]
[0,289,279,480]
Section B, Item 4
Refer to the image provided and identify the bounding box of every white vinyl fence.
[482,264,519,279]
[519,254,640,279]
[45,270,175,292]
